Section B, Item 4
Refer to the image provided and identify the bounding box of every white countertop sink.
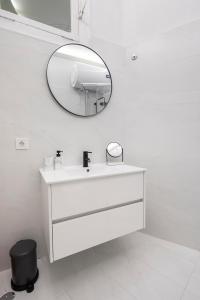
[40,163,146,184]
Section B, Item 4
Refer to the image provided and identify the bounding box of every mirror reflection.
[47,44,112,117]
[107,142,123,158]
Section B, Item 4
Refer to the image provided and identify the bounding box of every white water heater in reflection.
[71,63,111,91]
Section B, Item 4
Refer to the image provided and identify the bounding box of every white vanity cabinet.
[40,164,146,262]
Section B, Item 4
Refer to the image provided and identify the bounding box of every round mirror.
[106,142,123,158]
[47,43,112,117]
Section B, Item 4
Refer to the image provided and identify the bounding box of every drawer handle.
[53,199,143,224]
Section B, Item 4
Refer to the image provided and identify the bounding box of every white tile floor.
[1,232,200,300]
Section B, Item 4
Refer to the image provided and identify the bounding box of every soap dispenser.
[54,150,63,170]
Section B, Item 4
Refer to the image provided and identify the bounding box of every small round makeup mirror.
[106,142,123,165]
[107,142,123,157]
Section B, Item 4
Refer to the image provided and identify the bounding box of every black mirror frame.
[46,43,113,117]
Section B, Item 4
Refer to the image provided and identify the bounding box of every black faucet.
[83,151,92,168]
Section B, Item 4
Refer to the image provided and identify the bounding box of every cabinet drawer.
[51,173,144,221]
[53,201,144,261]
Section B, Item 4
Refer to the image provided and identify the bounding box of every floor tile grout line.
[95,238,197,286]
[100,256,183,300]
[91,248,139,300]
[93,247,186,299]
[180,259,199,300]
[131,254,191,291]
[131,234,200,266]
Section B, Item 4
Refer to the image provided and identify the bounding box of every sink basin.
[40,163,146,184]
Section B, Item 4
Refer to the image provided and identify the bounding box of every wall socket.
[15,138,30,150]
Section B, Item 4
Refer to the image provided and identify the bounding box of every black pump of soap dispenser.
[56,150,63,157]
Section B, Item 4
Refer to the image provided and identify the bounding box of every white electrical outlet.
[15,138,30,150]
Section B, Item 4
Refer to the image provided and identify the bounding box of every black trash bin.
[9,239,39,293]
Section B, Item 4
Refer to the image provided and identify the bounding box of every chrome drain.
[0,292,15,300]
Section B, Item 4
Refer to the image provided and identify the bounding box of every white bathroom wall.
[0,2,128,271]
[120,0,200,250]
[0,0,200,271]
